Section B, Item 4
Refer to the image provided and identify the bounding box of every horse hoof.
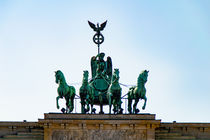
[91,108,96,114]
[61,108,66,114]
[135,109,140,114]
[119,108,123,114]
[84,108,90,114]
[99,111,104,114]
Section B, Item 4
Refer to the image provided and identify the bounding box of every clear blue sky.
[0,0,210,122]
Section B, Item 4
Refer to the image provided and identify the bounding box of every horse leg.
[56,96,60,109]
[128,98,132,114]
[109,95,112,114]
[99,104,104,114]
[99,100,104,114]
[118,98,122,114]
[82,104,85,114]
[66,96,73,113]
[90,97,94,114]
[85,95,90,113]
[66,106,69,113]
[142,96,147,110]
[133,98,139,114]
[65,97,70,113]
[90,103,93,114]
[116,90,122,114]
[69,97,74,113]
[81,98,85,114]
[127,90,133,114]
[84,100,89,114]
[113,99,118,114]
[112,98,117,114]
[99,92,104,114]
[86,103,90,113]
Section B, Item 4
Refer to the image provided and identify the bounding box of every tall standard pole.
[98,34,100,55]
[88,21,106,55]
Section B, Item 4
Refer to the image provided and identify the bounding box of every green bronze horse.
[107,69,122,114]
[79,71,95,114]
[55,70,76,113]
[128,70,149,114]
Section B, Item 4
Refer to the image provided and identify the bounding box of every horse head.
[112,68,119,83]
[143,70,149,79]
[138,70,149,84]
[83,70,89,83]
[114,68,119,76]
[55,70,64,84]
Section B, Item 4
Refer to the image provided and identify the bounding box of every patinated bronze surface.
[128,70,149,114]
[54,21,149,114]
[107,69,122,114]
[55,70,75,113]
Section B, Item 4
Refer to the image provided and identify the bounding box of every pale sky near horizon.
[0,0,210,122]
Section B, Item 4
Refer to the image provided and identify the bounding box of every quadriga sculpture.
[55,70,76,113]
[127,70,149,114]
[79,71,95,114]
[107,69,122,114]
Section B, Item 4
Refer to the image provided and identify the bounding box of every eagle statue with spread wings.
[88,20,107,35]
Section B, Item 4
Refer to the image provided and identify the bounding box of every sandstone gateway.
[0,21,210,140]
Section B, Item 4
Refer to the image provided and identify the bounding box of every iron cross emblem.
[88,20,107,54]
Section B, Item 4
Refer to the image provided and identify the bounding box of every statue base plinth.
[39,113,160,140]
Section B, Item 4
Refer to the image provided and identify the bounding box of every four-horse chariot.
[55,21,149,114]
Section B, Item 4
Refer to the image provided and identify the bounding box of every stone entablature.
[43,113,156,120]
[0,122,43,140]
[156,122,210,139]
[1,115,210,140]
[38,113,160,140]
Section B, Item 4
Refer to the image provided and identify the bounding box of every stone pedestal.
[38,113,160,140]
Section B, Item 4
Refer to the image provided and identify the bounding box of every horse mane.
[111,69,119,83]
[137,70,148,86]
[56,70,66,83]
[82,71,89,84]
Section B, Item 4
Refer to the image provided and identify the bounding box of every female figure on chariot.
[96,52,106,77]
[91,52,112,81]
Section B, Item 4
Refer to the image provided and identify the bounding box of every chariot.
[79,51,122,114]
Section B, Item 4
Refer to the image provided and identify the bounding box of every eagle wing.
[90,56,97,79]
[99,20,107,31]
[88,21,97,31]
